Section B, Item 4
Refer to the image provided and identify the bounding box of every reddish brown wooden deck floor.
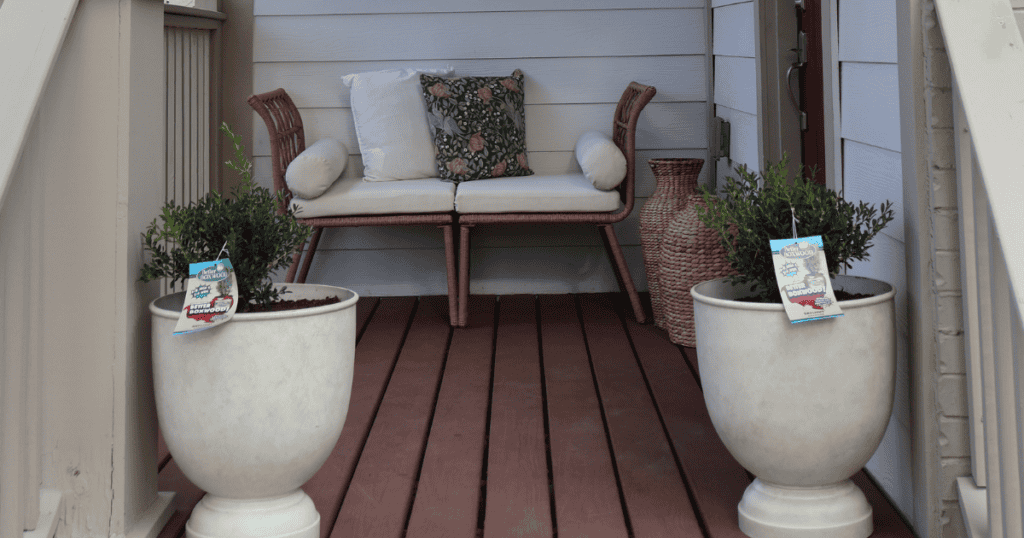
[156,294,915,538]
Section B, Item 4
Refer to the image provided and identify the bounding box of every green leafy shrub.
[696,154,895,303]
[140,123,313,311]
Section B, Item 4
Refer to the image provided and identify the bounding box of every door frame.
[819,0,842,194]
[755,0,842,193]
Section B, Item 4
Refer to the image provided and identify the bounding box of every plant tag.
[173,259,238,335]
[770,235,843,323]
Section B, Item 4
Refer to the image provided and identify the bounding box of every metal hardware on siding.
[786,30,809,131]
[710,117,731,159]
[794,0,805,10]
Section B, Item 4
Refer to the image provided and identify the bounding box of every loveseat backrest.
[612,82,657,212]
[250,83,656,215]
[248,88,305,214]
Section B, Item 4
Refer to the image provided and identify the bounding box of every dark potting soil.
[735,289,875,304]
[244,296,342,313]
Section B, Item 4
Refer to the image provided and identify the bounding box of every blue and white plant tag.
[173,259,238,335]
[770,235,843,323]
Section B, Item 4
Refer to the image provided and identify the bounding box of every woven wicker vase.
[639,158,704,328]
[658,195,734,346]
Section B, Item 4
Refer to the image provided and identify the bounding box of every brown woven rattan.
[658,197,735,346]
[457,82,657,327]
[640,157,704,328]
[248,88,459,326]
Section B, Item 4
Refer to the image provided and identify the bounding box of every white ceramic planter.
[151,284,358,538]
[691,275,895,538]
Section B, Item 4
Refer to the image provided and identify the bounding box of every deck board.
[156,459,204,538]
[330,296,451,538]
[539,295,630,538]
[624,311,750,538]
[405,296,496,538]
[311,296,417,538]
[578,294,704,538]
[155,293,917,538]
[484,296,553,538]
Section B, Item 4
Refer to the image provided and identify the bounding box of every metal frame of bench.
[455,82,656,327]
[248,88,459,326]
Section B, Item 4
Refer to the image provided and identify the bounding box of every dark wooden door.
[796,0,827,185]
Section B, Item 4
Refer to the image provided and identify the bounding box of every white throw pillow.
[342,67,453,181]
[575,130,628,191]
[285,138,348,199]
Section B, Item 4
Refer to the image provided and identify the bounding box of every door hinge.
[710,117,731,160]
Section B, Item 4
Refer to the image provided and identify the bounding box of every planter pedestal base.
[738,479,872,538]
[186,490,319,538]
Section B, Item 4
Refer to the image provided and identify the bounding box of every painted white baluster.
[1010,298,1024,535]
[954,85,986,487]
[972,153,1003,538]
[990,233,1023,537]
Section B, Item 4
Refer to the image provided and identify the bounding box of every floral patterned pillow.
[420,70,533,182]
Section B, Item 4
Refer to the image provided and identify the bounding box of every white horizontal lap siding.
[253,103,704,168]
[254,56,707,110]
[252,3,707,296]
[254,10,705,63]
[255,0,703,16]
[836,0,913,523]
[711,0,757,187]
[839,63,901,153]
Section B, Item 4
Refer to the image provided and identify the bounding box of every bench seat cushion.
[454,173,621,214]
[291,176,455,218]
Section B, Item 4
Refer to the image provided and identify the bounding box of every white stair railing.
[935,0,1024,537]
[0,0,78,536]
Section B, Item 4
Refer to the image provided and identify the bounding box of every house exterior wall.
[250,1,709,297]
[894,0,1021,534]
[711,0,760,184]
[1,0,170,536]
[918,3,972,535]
[832,0,917,523]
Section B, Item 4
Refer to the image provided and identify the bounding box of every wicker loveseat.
[249,81,655,328]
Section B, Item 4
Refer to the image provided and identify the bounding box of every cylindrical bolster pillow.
[285,138,349,199]
[575,130,627,191]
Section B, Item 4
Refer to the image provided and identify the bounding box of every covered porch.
[155,293,915,538]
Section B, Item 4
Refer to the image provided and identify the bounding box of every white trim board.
[22,490,62,538]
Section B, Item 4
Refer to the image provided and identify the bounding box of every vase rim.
[690,275,895,312]
[150,283,359,322]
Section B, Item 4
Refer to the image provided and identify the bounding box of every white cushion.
[284,138,348,199]
[341,67,453,181]
[291,177,455,218]
[575,130,627,191]
[454,174,621,214]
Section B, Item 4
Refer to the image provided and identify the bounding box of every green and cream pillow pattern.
[420,69,533,182]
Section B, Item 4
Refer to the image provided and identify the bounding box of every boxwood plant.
[696,154,895,303]
[140,123,313,312]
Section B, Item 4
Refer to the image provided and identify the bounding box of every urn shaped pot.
[691,275,895,538]
[151,283,358,538]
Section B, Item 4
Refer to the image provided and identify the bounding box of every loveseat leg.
[441,224,458,327]
[296,227,324,284]
[284,249,303,283]
[599,224,647,324]
[457,224,473,327]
